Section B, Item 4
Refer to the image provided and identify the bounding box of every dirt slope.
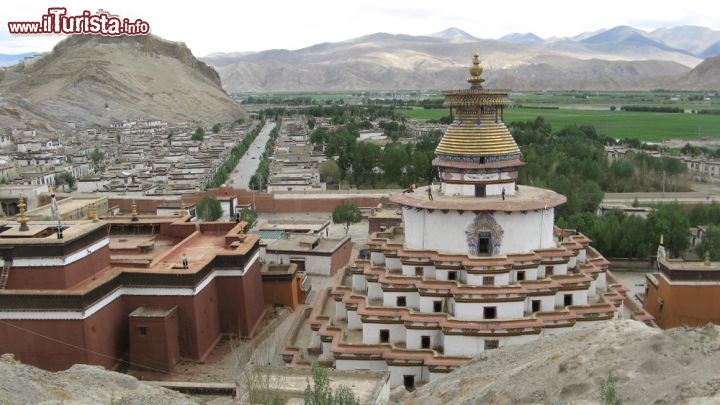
[403,320,720,405]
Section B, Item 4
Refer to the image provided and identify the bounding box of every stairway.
[0,260,11,290]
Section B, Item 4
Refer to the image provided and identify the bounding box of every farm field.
[399,107,720,142]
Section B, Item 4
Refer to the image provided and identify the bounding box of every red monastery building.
[0,199,265,372]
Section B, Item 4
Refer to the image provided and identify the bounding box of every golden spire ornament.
[467,52,486,89]
[131,200,139,222]
[17,193,29,231]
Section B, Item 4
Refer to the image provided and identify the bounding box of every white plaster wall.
[322,341,331,357]
[387,365,427,387]
[419,296,446,313]
[311,331,321,348]
[370,251,385,266]
[526,296,556,313]
[335,301,347,321]
[435,269,460,282]
[554,290,589,308]
[444,335,485,356]
[336,359,387,372]
[363,323,405,344]
[347,310,362,330]
[401,264,433,277]
[578,249,587,262]
[429,371,449,383]
[404,208,555,255]
[383,291,419,310]
[305,255,332,276]
[548,263,568,276]
[568,256,577,269]
[466,273,510,286]
[406,329,441,350]
[385,257,402,271]
[595,272,607,291]
[453,301,524,321]
[352,274,367,293]
[512,268,538,282]
[368,282,383,301]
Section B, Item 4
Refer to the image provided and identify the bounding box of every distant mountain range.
[202,25,720,92]
[0,52,40,67]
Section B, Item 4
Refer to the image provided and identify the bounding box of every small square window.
[482,276,494,286]
[138,326,147,336]
[517,271,525,281]
[396,296,407,307]
[448,271,457,281]
[485,339,499,350]
[484,306,497,319]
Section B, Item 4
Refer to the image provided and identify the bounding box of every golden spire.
[659,234,664,245]
[17,193,29,231]
[89,203,99,222]
[131,200,139,222]
[467,52,485,89]
[179,200,188,216]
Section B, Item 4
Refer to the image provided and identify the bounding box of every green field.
[399,107,720,142]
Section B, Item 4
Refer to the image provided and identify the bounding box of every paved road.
[228,121,276,190]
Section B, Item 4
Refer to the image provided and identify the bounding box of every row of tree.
[205,123,263,189]
[249,120,282,191]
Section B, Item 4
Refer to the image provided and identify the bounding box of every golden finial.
[89,203,99,222]
[179,200,188,216]
[467,52,485,89]
[17,193,29,231]
[131,199,139,222]
[659,234,664,245]
[48,185,54,195]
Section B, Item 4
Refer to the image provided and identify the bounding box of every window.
[477,232,491,255]
[379,329,389,343]
[403,375,416,391]
[482,276,494,286]
[396,296,407,307]
[531,300,541,313]
[484,306,497,319]
[545,266,554,276]
[448,271,457,281]
[433,300,442,313]
[138,326,147,336]
[415,267,423,276]
[421,336,431,349]
[564,294,573,306]
[517,271,525,281]
[485,339,499,350]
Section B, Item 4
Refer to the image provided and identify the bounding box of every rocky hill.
[0,34,245,131]
[401,320,720,404]
[204,25,720,92]
[673,56,720,90]
[0,354,198,404]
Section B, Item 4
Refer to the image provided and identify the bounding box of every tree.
[648,203,690,258]
[697,225,720,261]
[332,204,362,236]
[319,160,341,185]
[212,123,221,134]
[196,195,222,221]
[54,172,76,191]
[90,147,104,172]
[304,363,359,405]
[237,208,258,230]
[192,127,205,141]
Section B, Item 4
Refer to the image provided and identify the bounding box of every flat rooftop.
[390,185,566,211]
[265,235,348,253]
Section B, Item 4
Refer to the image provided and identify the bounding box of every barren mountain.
[673,56,720,90]
[0,34,245,131]
[206,25,720,93]
[401,320,720,405]
[208,36,691,92]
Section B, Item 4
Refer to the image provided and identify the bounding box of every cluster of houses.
[0,119,258,197]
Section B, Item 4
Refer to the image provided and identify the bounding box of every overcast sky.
[1,0,718,56]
